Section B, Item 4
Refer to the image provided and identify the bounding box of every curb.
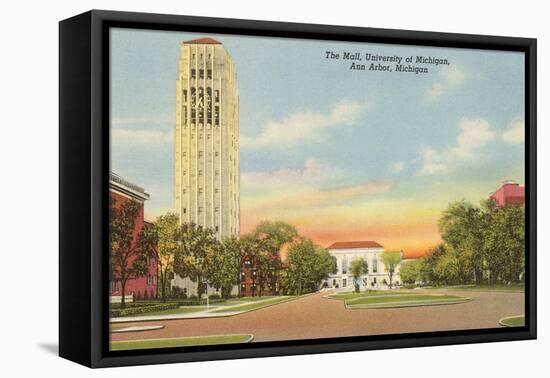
[498,315,525,327]
[110,294,311,324]
[346,297,472,310]
[110,334,255,349]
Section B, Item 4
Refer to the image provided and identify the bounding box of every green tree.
[150,213,179,302]
[420,244,447,284]
[209,236,240,298]
[433,251,460,285]
[439,200,485,283]
[252,221,298,295]
[380,251,402,288]
[399,259,422,285]
[284,238,336,295]
[349,258,368,292]
[173,222,219,299]
[483,203,525,284]
[109,198,156,308]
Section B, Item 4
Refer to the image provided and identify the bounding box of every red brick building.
[489,180,525,207]
[239,255,279,297]
[109,172,158,302]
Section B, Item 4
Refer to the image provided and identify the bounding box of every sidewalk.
[110,297,282,323]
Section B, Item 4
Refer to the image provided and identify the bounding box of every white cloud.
[450,118,496,159]
[502,119,525,144]
[389,161,405,173]
[419,117,495,175]
[426,65,465,100]
[241,158,339,189]
[240,99,368,149]
[419,147,448,175]
[111,114,173,126]
[111,128,172,146]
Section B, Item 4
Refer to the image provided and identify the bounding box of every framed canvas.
[59,10,537,368]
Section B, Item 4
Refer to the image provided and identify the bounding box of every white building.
[323,241,403,290]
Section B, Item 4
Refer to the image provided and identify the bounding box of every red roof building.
[489,181,525,207]
[327,241,383,249]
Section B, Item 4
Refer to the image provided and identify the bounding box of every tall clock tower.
[174,37,240,239]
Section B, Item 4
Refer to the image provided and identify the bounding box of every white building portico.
[323,241,402,290]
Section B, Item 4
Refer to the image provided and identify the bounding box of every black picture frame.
[59,9,537,368]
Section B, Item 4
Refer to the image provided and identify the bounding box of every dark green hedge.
[175,298,227,306]
[109,302,179,317]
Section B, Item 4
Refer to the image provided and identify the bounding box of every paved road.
[110,289,524,343]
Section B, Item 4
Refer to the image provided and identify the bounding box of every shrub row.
[110,302,159,309]
[109,302,179,317]
[175,298,227,306]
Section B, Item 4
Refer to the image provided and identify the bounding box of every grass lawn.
[446,284,524,293]
[329,291,470,309]
[330,290,415,301]
[133,306,206,317]
[110,334,253,351]
[211,296,292,313]
[499,315,525,327]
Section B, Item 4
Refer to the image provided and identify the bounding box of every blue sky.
[110,28,525,253]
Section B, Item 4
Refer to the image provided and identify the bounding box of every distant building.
[109,172,158,302]
[489,180,525,207]
[322,241,402,289]
[239,254,280,297]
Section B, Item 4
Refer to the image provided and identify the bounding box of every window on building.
[198,206,203,213]
[342,256,348,274]
[215,226,219,232]
[198,151,203,157]
[214,106,220,126]
[198,188,203,194]
[183,207,186,214]
[183,89,187,102]
[199,69,204,79]
[215,207,219,212]
[244,259,252,269]
[198,170,203,176]
[215,90,220,102]
[215,151,219,157]
[207,69,212,79]
[190,69,196,79]
[372,258,378,273]
[215,169,220,176]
